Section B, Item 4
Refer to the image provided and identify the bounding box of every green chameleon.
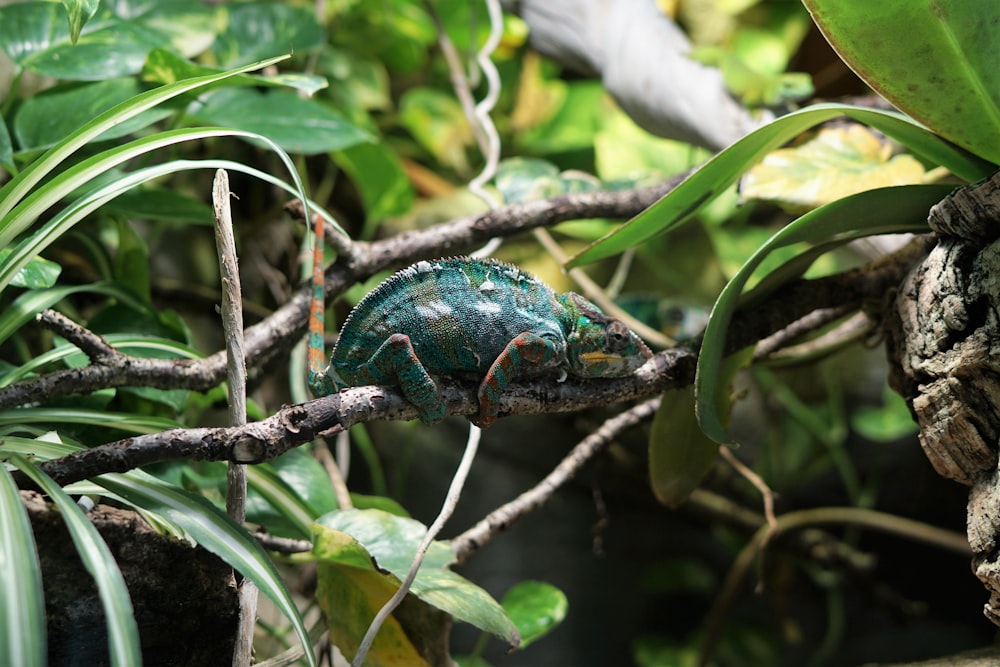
[309,256,652,427]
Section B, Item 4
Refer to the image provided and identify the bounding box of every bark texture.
[887,170,1000,627]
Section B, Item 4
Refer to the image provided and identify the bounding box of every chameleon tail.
[307,212,335,396]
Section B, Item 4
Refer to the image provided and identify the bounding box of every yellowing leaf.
[316,563,430,667]
[312,509,520,663]
[741,125,926,212]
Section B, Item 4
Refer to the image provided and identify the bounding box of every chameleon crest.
[312,257,651,427]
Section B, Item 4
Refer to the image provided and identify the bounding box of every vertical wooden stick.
[212,169,258,667]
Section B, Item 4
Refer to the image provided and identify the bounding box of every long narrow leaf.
[569,104,994,266]
[0,464,46,667]
[12,455,141,667]
[0,407,180,434]
[0,281,149,346]
[695,184,955,443]
[1,145,340,294]
[0,55,289,222]
[0,435,188,539]
[246,464,317,539]
[94,472,317,667]
[0,127,251,249]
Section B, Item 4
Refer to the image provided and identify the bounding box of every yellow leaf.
[741,125,926,213]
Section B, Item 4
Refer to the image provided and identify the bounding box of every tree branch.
[34,234,929,486]
[0,178,686,409]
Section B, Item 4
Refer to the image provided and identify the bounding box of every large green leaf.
[13,79,174,151]
[60,0,99,44]
[211,2,325,68]
[804,1,1000,164]
[568,104,993,267]
[314,509,519,646]
[333,141,415,227]
[0,251,61,289]
[0,465,46,667]
[190,88,371,155]
[695,184,955,444]
[500,581,567,649]
[0,1,215,81]
[649,386,720,508]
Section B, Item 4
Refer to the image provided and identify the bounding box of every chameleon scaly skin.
[313,257,652,427]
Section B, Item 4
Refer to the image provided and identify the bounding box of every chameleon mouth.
[581,351,622,363]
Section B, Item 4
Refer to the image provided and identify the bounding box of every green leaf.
[851,388,919,442]
[0,407,181,435]
[0,251,61,289]
[0,282,148,348]
[12,455,141,667]
[141,47,328,95]
[333,141,415,226]
[0,55,290,227]
[314,509,519,644]
[695,184,955,444]
[190,88,372,155]
[568,104,994,267]
[0,464,46,667]
[515,80,604,154]
[399,87,474,172]
[61,0,99,44]
[649,386,720,508]
[95,471,318,667]
[500,581,568,649]
[495,158,567,204]
[103,185,214,224]
[804,1,1000,164]
[0,3,169,80]
[13,79,175,151]
[212,2,325,68]
[113,218,151,302]
[0,118,12,172]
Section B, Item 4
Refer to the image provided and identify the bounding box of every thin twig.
[314,440,353,510]
[5,180,684,410]
[452,397,661,563]
[352,426,487,665]
[35,309,120,364]
[753,305,856,360]
[212,169,257,667]
[697,506,970,667]
[254,532,313,554]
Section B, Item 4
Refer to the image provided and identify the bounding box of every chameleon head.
[559,293,653,378]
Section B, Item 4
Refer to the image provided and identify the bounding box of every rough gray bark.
[887,169,1000,627]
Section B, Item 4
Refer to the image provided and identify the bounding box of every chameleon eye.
[605,321,632,352]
